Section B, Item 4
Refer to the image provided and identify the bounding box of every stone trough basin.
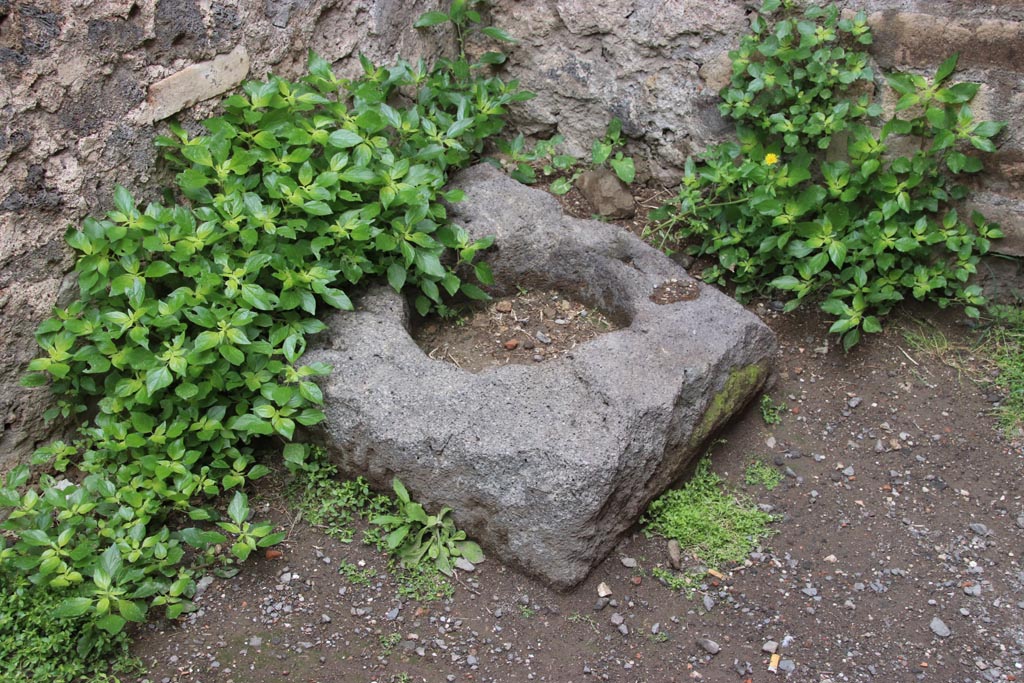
[305,164,776,589]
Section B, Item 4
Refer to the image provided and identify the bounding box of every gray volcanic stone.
[306,164,775,589]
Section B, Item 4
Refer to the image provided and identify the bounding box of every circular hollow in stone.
[650,278,700,304]
[410,288,622,373]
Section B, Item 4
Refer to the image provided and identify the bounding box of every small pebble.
[697,637,720,655]
[930,617,951,638]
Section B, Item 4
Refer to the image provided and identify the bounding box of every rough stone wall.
[0,0,450,468]
[1,0,1021,469]
[490,0,1024,254]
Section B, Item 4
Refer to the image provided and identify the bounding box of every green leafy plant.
[759,394,786,425]
[5,3,526,661]
[566,611,600,633]
[649,1,1004,350]
[494,133,578,193]
[379,631,404,656]
[287,445,392,543]
[651,566,702,596]
[393,562,454,602]
[337,559,378,587]
[414,0,518,63]
[744,459,783,490]
[494,117,636,196]
[370,478,485,576]
[0,568,140,683]
[217,492,285,562]
[642,458,774,570]
[591,117,636,184]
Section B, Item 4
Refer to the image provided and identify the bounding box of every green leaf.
[591,141,612,166]
[481,26,517,43]
[387,263,407,292]
[862,316,882,333]
[447,118,476,139]
[973,121,1005,138]
[414,11,450,27]
[474,262,494,285]
[934,53,959,84]
[610,156,635,183]
[860,159,880,178]
[405,502,430,525]
[321,288,353,311]
[96,613,127,635]
[283,442,307,468]
[414,251,446,278]
[550,177,572,195]
[894,236,920,252]
[118,599,146,622]
[218,344,244,365]
[770,275,801,291]
[828,240,847,268]
[113,186,135,216]
[99,544,122,579]
[257,531,287,547]
[456,540,485,563]
[193,331,221,352]
[460,283,489,301]
[392,477,410,504]
[144,261,176,278]
[478,51,507,65]
[387,525,410,549]
[227,491,248,525]
[328,129,364,149]
[54,596,93,618]
[146,365,173,395]
[21,372,49,387]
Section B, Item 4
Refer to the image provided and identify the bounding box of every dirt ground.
[127,187,1024,683]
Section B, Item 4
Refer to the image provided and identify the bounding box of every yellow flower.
[764,153,780,166]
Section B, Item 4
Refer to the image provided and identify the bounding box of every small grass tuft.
[393,563,454,602]
[643,458,774,572]
[744,459,783,490]
[566,612,600,633]
[288,449,456,602]
[759,394,786,425]
[984,304,1024,436]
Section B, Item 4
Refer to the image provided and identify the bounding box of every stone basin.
[305,164,776,589]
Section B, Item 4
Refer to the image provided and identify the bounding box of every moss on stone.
[687,363,769,449]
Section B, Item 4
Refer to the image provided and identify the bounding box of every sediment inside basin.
[410,288,622,373]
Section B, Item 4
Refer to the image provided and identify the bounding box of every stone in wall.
[488,0,749,182]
